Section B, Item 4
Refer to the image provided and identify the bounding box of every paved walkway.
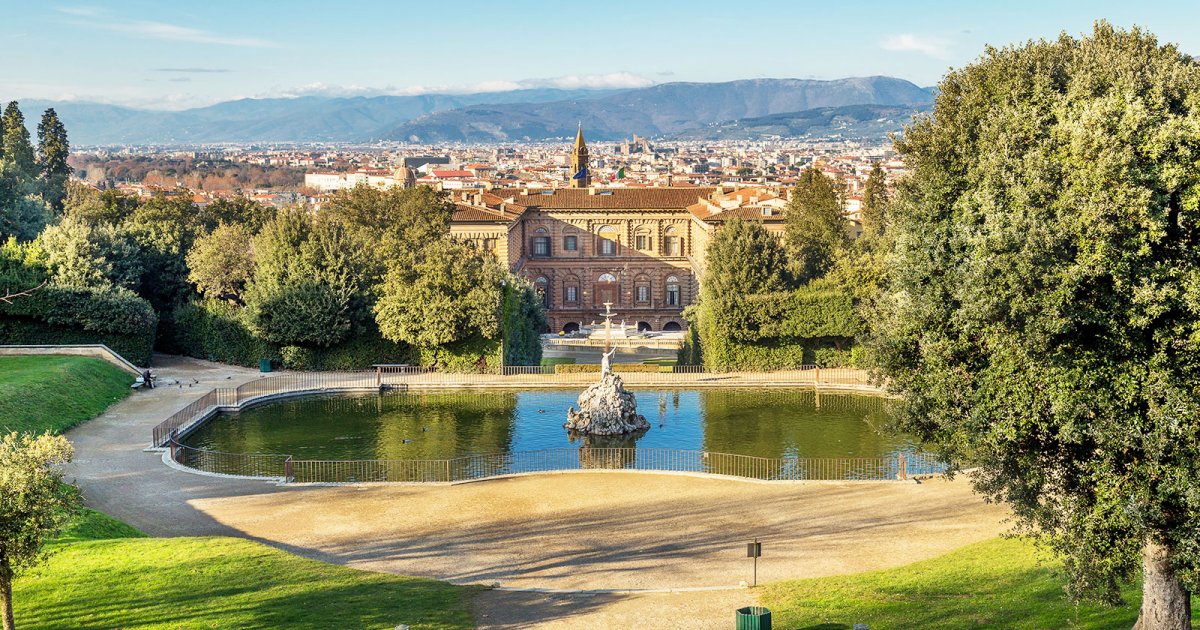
[64,355,1010,629]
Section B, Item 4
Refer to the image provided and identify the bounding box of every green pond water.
[183,388,914,460]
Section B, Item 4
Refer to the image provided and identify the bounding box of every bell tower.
[570,124,590,188]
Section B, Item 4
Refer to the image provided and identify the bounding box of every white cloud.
[99,20,279,48]
[258,72,654,100]
[879,33,952,59]
[54,6,103,17]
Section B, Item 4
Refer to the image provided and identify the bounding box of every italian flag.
[611,167,625,181]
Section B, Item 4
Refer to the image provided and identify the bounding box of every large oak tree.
[871,24,1200,628]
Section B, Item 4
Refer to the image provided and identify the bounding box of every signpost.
[746,538,762,587]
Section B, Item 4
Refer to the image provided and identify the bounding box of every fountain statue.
[565,302,650,436]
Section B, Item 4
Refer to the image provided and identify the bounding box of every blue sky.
[2,1,1198,110]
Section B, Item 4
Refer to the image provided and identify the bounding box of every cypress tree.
[37,108,70,212]
[1,102,36,179]
[860,162,889,240]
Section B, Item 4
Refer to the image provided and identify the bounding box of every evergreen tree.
[702,218,790,303]
[1,103,36,180]
[36,109,70,212]
[784,168,848,283]
[871,23,1200,627]
[860,162,889,240]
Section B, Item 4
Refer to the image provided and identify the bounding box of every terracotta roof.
[432,170,474,178]
[452,204,513,223]
[706,206,786,222]
[512,187,714,210]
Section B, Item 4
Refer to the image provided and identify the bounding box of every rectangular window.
[533,237,550,257]
[600,239,616,256]
[667,285,680,306]
[566,286,578,303]
[564,235,578,251]
[635,235,648,250]
[636,286,650,302]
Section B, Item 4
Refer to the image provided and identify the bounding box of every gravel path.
[63,355,1010,628]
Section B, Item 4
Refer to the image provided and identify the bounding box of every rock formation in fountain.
[564,372,650,436]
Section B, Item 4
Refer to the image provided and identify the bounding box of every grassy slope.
[0,355,133,434]
[16,509,475,630]
[759,537,1200,629]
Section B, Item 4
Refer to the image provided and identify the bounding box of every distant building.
[447,128,788,333]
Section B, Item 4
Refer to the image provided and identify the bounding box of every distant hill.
[385,77,935,142]
[6,89,616,145]
[670,103,931,141]
[4,76,936,145]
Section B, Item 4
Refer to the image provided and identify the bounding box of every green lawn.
[0,355,133,434]
[758,537,1192,629]
[15,509,476,630]
[540,356,576,367]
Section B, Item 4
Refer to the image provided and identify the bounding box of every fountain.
[564,302,650,436]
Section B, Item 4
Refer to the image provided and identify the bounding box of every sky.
[2,0,1199,110]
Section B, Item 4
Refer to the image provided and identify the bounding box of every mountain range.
[5,76,935,146]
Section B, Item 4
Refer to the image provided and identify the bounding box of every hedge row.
[708,279,860,343]
[553,363,671,374]
[687,298,857,371]
[0,285,157,365]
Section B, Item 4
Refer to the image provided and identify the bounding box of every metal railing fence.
[168,442,946,483]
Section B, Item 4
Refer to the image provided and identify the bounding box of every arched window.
[634,226,653,252]
[663,321,682,332]
[598,273,618,283]
[637,321,652,332]
[663,226,681,257]
[535,276,550,308]
[596,226,618,257]
[666,275,681,307]
[532,227,551,257]
[562,322,580,334]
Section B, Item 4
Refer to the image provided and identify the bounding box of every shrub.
[172,299,275,367]
[414,336,502,373]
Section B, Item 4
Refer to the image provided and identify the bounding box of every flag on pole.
[572,167,588,180]
[616,167,625,179]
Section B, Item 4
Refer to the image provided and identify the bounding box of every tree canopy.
[785,168,848,283]
[0,432,80,630]
[870,23,1200,627]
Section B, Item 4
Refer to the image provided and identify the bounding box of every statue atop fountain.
[565,302,649,436]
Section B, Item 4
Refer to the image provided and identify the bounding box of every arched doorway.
[596,272,618,306]
[663,321,682,332]
[637,321,652,332]
[562,322,580,334]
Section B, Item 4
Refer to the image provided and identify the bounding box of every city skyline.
[3,0,1198,109]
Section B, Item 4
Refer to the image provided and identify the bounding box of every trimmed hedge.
[415,335,502,373]
[709,279,860,343]
[173,299,411,370]
[172,299,273,367]
[553,363,670,374]
[0,285,157,365]
[500,280,545,366]
[690,294,856,371]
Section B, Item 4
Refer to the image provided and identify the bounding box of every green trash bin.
[735,606,771,630]
[259,358,272,373]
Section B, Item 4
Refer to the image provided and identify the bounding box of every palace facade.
[448,128,787,333]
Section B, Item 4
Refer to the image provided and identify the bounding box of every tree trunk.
[0,555,13,630]
[1133,541,1191,630]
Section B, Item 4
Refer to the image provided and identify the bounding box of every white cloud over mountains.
[879,33,953,59]
[260,72,655,99]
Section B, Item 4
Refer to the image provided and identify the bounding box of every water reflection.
[184,388,911,460]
